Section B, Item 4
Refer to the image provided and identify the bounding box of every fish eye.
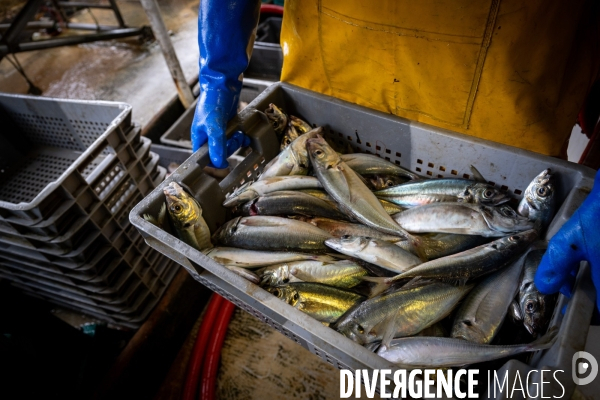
[293,293,299,301]
[386,180,394,187]
[537,187,548,197]
[526,300,537,312]
[282,278,289,284]
[314,149,323,156]
[272,289,280,297]
[173,205,182,213]
[509,235,520,242]
[341,235,351,240]
[483,189,494,198]
[357,325,365,334]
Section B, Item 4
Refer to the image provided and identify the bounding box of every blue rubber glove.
[535,169,600,310]
[191,0,261,168]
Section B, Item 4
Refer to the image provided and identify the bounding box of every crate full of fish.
[130,83,596,398]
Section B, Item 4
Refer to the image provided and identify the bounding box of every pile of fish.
[149,103,560,369]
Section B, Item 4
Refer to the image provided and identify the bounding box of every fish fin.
[157,203,167,227]
[470,165,487,183]
[456,278,469,287]
[143,214,159,226]
[379,315,398,349]
[510,300,523,321]
[526,326,558,351]
[324,252,351,260]
[314,254,339,262]
[400,276,426,290]
[361,276,389,284]
[361,276,392,297]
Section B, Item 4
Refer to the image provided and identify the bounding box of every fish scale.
[375,179,508,207]
[334,281,473,345]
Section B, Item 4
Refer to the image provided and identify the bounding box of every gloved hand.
[535,169,600,309]
[191,0,261,168]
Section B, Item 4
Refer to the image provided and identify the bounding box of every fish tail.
[526,326,558,351]
[143,214,159,226]
[360,276,392,297]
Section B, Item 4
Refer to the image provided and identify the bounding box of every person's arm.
[191,0,261,168]
[535,169,600,309]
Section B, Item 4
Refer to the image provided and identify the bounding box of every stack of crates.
[0,93,179,329]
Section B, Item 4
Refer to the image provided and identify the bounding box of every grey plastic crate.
[10,258,178,329]
[0,94,135,222]
[0,138,156,242]
[0,157,162,255]
[160,79,274,149]
[131,82,597,397]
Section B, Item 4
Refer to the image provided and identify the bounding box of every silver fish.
[203,247,335,268]
[212,216,332,253]
[240,191,348,220]
[511,246,557,337]
[265,103,288,136]
[334,281,473,345]
[268,282,365,324]
[380,229,538,283]
[393,203,534,237]
[289,115,312,133]
[376,327,557,368]
[223,176,323,207]
[517,169,556,229]
[375,179,508,207]
[280,125,300,151]
[164,182,212,250]
[451,255,525,343]
[260,127,322,180]
[259,259,367,288]
[395,233,489,260]
[307,136,415,242]
[340,153,420,180]
[325,236,421,274]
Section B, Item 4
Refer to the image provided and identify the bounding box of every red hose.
[199,299,236,400]
[260,4,284,15]
[182,294,224,400]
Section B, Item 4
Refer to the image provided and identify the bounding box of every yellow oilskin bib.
[280,0,599,156]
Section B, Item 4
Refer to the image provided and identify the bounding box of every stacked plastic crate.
[0,94,178,329]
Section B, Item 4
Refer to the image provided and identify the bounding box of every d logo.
[572,351,598,385]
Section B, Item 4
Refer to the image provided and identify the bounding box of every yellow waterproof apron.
[280,0,600,156]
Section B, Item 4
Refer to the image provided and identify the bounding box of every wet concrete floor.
[0,0,199,128]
